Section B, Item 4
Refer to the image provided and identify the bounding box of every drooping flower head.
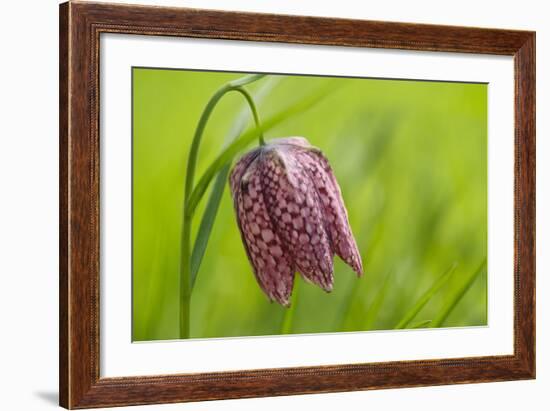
[229,137,363,306]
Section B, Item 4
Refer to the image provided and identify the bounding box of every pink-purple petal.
[299,149,363,275]
[229,136,363,306]
[260,148,334,292]
[232,156,295,306]
[229,149,260,195]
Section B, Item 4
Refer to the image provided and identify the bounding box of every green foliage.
[394,263,457,329]
[431,259,487,328]
[280,276,302,335]
[132,68,488,341]
[411,320,433,329]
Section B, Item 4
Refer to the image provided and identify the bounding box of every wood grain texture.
[514,34,536,375]
[59,2,69,407]
[59,1,536,408]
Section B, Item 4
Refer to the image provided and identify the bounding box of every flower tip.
[275,295,291,308]
[351,257,364,277]
[271,294,291,307]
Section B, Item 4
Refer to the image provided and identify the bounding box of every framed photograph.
[59,1,535,408]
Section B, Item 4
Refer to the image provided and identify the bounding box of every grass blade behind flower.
[394,262,458,329]
[362,270,393,330]
[410,320,432,329]
[430,259,487,328]
[190,169,228,287]
[280,276,302,334]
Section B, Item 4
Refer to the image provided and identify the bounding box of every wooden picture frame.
[59,1,535,408]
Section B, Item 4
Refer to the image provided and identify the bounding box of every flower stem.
[235,86,265,146]
[185,81,334,217]
[180,74,265,339]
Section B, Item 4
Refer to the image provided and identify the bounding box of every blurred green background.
[132,68,487,341]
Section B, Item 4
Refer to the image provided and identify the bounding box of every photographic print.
[132,68,488,341]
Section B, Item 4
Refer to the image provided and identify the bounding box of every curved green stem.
[235,86,265,146]
[185,81,334,216]
[180,74,265,339]
[183,75,265,203]
[190,78,281,290]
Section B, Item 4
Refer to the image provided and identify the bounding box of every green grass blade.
[394,262,458,329]
[337,279,366,332]
[190,78,281,287]
[362,270,393,330]
[410,320,432,329]
[431,259,487,328]
[280,276,301,334]
[190,166,228,287]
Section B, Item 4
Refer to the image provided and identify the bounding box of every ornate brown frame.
[59,1,536,408]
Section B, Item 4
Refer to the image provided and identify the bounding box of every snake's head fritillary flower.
[229,137,363,306]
